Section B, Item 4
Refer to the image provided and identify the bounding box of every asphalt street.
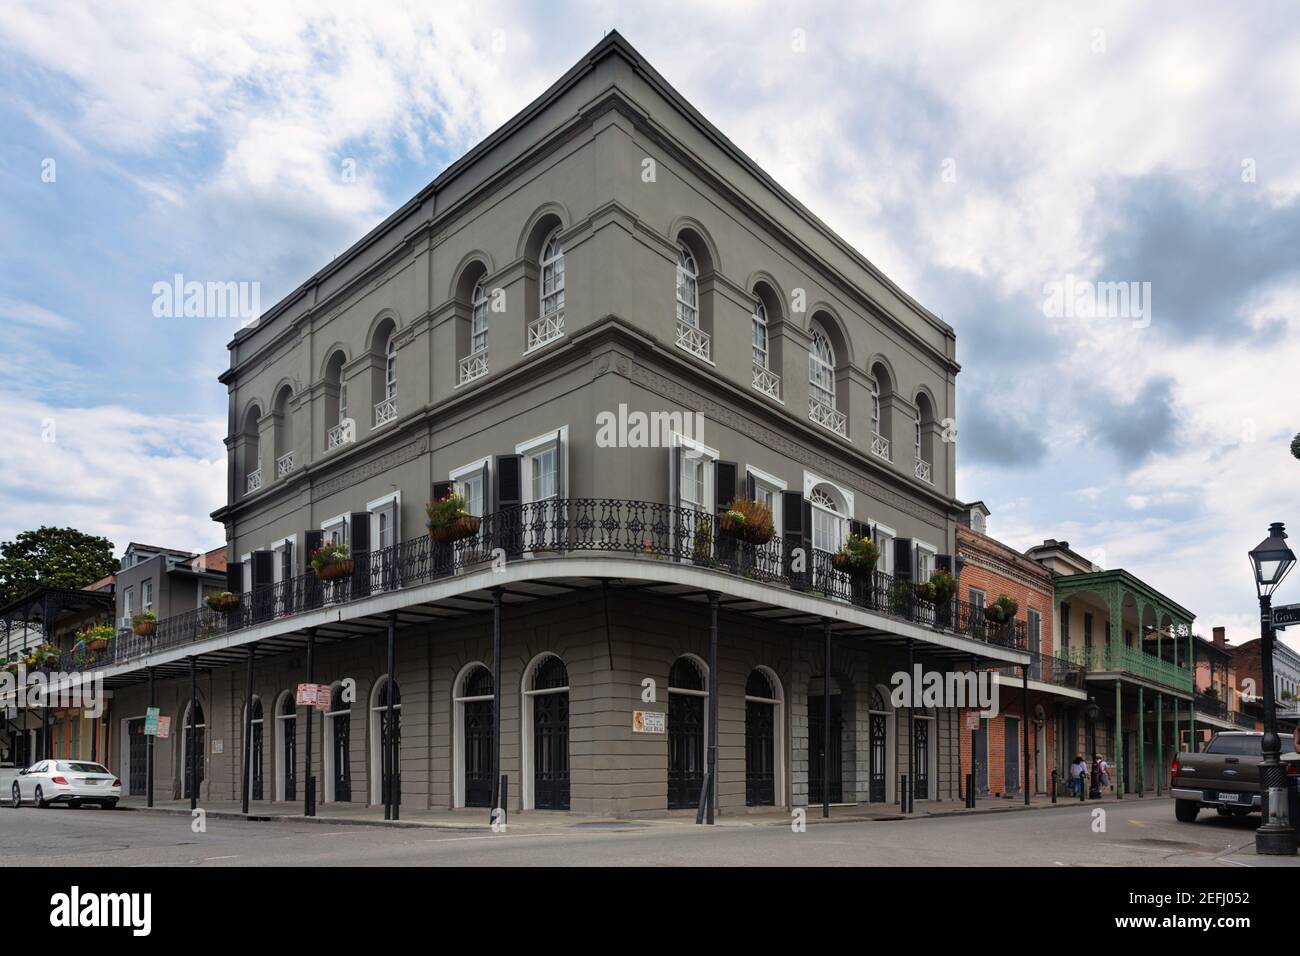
[1,796,1290,867]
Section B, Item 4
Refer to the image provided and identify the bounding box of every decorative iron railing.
[1232,711,1258,729]
[459,350,488,385]
[373,398,397,427]
[1061,643,1193,693]
[808,397,847,437]
[61,498,1026,673]
[276,452,295,478]
[871,433,890,461]
[675,321,711,361]
[752,362,781,400]
[527,310,565,350]
[1000,650,1088,690]
[1195,692,1227,720]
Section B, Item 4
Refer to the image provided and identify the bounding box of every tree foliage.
[0,527,119,607]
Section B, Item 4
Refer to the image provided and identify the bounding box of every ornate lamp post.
[1248,522,1297,855]
[1086,698,1102,799]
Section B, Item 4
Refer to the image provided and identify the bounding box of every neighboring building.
[1191,627,1257,742]
[1229,635,1300,734]
[955,504,1087,798]
[1024,539,1196,797]
[113,542,228,639]
[80,34,1032,815]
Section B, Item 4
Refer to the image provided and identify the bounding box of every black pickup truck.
[1170,731,1297,822]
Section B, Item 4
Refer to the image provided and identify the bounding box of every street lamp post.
[1248,522,1297,856]
[1086,698,1101,799]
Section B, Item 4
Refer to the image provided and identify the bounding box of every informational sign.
[297,682,331,708]
[144,706,161,736]
[1273,604,1300,629]
[966,711,981,731]
[212,739,224,755]
[156,716,172,740]
[633,710,665,734]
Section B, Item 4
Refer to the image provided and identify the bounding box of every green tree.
[1292,432,1300,460]
[0,527,119,607]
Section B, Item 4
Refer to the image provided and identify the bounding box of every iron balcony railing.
[1061,643,1194,693]
[1232,711,1258,729]
[999,650,1088,690]
[58,498,1026,673]
[1195,692,1228,720]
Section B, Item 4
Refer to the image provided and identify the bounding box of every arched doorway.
[180,700,206,799]
[275,691,296,802]
[868,686,894,803]
[913,708,936,800]
[524,655,569,810]
[668,656,707,809]
[808,676,843,804]
[745,667,783,806]
[369,677,400,807]
[324,684,351,803]
[247,697,264,801]
[1034,704,1047,793]
[454,664,494,808]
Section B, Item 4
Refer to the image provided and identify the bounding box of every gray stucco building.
[92,33,1029,817]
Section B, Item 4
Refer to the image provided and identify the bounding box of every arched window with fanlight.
[668,656,707,809]
[369,676,401,808]
[809,485,846,555]
[530,230,566,349]
[676,245,698,328]
[809,325,836,409]
[752,300,769,369]
[385,334,397,401]
[522,654,570,810]
[471,282,489,355]
[454,664,495,808]
[745,667,784,806]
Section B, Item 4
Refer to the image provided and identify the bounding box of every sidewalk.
[119,790,1163,831]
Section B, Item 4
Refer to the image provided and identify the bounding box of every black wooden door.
[808,694,843,804]
[913,718,930,799]
[745,700,775,806]
[1004,716,1020,794]
[379,707,401,806]
[251,716,264,801]
[975,717,990,796]
[184,721,205,799]
[533,691,569,810]
[668,692,705,809]
[464,699,494,808]
[282,714,296,801]
[128,719,147,796]
[869,711,887,802]
[332,713,351,802]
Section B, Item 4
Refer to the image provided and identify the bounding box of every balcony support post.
[385,610,397,821]
[304,627,316,817]
[241,646,253,815]
[1156,691,1163,796]
[1172,695,1180,758]
[146,666,155,808]
[1022,663,1030,805]
[491,589,502,823]
[1136,684,1144,797]
[708,593,720,824]
[907,637,915,814]
[1114,679,1122,800]
[188,655,197,811]
[822,619,832,819]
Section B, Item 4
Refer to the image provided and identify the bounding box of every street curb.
[117,805,492,831]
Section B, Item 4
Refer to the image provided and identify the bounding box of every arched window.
[181,700,206,799]
[675,245,698,329]
[809,324,836,409]
[275,691,296,802]
[325,684,351,803]
[668,656,707,810]
[273,386,294,479]
[869,362,894,460]
[241,405,262,495]
[522,654,569,810]
[868,687,893,803]
[745,667,783,807]
[324,351,350,450]
[385,334,397,400]
[914,392,935,483]
[369,677,400,807]
[529,230,566,349]
[454,664,495,808]
[809,484,846,555]
[752,300,769,369]
[246,697,264,801]
[471,282,489,354]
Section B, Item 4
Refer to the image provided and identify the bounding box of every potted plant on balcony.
[132,611,158,638]
[2,659,19,675]
[83,624,115,653]
[718,498,775,546]
[691,514,715,566]
[205,591,240,612]
[310,542,353,581]
[928,571,958,627]
[983,595,1019,636]
[831,533,879,578]
[426,492,481,545]
[28,644,61,669]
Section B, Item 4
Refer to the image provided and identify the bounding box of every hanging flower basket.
[718,499,775,546]
[82,623,115,653]
[205,591,240,612]
[311,542,353,581]
[832,533,879,578]
[132,613,157,638]
[983,595,1019,626]
[427,493,481,544]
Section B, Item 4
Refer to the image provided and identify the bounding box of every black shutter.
[350,512,371,597]
[430,481,455,578]
[251,551,274,623]
[304,530,324,609]
[715,461,738,566]
[281,541,295,614]
[936,554,952,574]
[893,538,914,582]
[226,560,243,595]
[782,492,809,588]
[849,519,866,539]
[745,471,755,500]
[495,455,523,558]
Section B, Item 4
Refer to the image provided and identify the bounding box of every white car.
[10,760,121,809]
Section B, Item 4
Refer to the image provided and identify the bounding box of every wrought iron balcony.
[1195,692,1227,720]
[752,362,781,400]
[459,350,488,385]
[1061,644,1193,693]
[373,398,397,428]
[67,498,1027,673]
[871,433,891,462]
[527,310,565,350]
[244,469,262,495]
[674,321,711,361]
[1232,710,1258,729]
[999,650,1088,690]
[808,397,847,437]
[276,452,295,478]
[914,457,932,483]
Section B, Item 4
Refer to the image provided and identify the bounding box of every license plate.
[1217,791,1243,803]
[79,779,100,786]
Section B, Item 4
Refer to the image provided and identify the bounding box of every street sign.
[144,706,160,736]
[632,710,665,734]
[1273,604,1300,629]
[155,716,171,739]
[297,682,330,708]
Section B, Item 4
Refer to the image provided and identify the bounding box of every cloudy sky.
[1,1,1297,646]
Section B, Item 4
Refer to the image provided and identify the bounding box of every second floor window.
[871,384,881,434]
[809,326,836,408]
[752,300,769,369]
[142,579,153,612]
[809,486,845,554]
[541,232,565,318]
[471,282,489,353]
[914,414,922,462]
[385,335,397,400]
[675,245,698,328]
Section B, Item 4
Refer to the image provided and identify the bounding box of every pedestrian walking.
[1096,753,1110,791]
[1070,755,1086,797]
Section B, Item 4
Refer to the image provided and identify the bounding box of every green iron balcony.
[1061,643,1193,693]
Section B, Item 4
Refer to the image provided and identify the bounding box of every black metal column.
[707,593,719,824]
[386,610,397,821]
[241,647,253,815]
[146,667,155,807]
[1022,663,1030,806]
[491,589,502,822]
[304,627,315,817]
[906,639,915,813]
[188,656,197,811]
[823,619,832,819]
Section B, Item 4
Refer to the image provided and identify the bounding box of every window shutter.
[715,461,737,511]
[226,561,243,595]
[554,430,564,498]
[432,480,454,501]
[349,512,371,597]
[281,542,295,614]
[304,530,324,609]
[849,519,866,539]
[893,538,913,582]
[936,553,951,574]
[782,491,809,588]
[494,454,523,558]
[670,446,683,511]
[252,550,274,623]
[430,481,455,578]
[745,471,755,500]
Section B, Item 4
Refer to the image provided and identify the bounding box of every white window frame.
[270,535,297,586]
[450,457,491,518]
[321,514,348,546]
[367,491,402,576]
[675,245,699,329]
[141,579,153,613]
[808,324,836,409]
[914,540,938,581]
[451,662,494,808]
[871,521,897,576]
[239,552,252,593]
[752,300,769,369]
[385,334,397,400]
[470,282,489,354]
[540,230,565,320]
[122,587,134,627]
[744,465,786,532]
[516,427,569,504]
[368,675,401,806]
